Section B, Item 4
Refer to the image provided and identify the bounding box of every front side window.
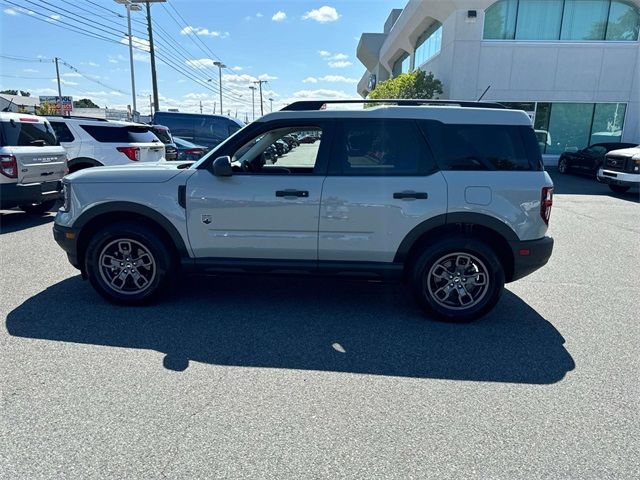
[333,120,434,176]
[483,0,640,41]
[0,120,58,147]
[232,126,323,174]
[421,122,534,171]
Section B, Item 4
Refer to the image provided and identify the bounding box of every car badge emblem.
[201,214,212,225]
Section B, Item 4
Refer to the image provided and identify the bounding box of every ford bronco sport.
[53,100,554,322]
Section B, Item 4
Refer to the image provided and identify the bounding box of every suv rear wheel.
[410,236,505,322]
[85,222,174,305]
[609,184,630,193]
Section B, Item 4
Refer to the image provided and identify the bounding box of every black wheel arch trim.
[394,212,519,263]
[73,201,189,257]
[68,157,103,168]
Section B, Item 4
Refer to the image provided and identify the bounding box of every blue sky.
[0,0,399,117]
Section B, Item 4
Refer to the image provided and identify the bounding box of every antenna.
[477,85,491,101]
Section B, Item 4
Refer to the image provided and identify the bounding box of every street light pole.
[213,61,226,115]
[116,1,141,120]
[249,86,256,121]
[268,97,273,112]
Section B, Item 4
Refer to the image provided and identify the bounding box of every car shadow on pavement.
[547,168,639,202]
[6,275,575,384]
[0,210,55,235]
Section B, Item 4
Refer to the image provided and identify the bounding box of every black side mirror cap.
[211,156,233,177]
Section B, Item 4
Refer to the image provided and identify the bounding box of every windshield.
[0,119,58,147]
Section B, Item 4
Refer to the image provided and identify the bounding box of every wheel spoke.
[433,284,454,302]
[130,270,149,289]
[101,255,121,268]
[132,253,153,268]
[466,273,486,286]
[110,270,129,289]
[432,263,452,281]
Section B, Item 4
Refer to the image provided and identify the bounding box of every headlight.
[62,182,71,212]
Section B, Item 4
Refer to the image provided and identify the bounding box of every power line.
[0,53,53,63]
[58,59,129,96]
[81,0,146,26]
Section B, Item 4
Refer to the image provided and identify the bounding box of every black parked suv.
[557,142,638,176]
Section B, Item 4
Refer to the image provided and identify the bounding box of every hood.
[66,161,193,184]
[606,146,640,158]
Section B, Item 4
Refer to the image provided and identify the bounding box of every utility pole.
[54,57,64,115]
[249,86,256,121]
[199,100,203,114]
[115,1,141,120]
[213,61,226,115]
[268,97,273,112]
[149,94,153,116]
[253,80,267,117]
[133,0,166,113]
[213,101,216,114]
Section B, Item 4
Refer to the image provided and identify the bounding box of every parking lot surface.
[1,171,638,479]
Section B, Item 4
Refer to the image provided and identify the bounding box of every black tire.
[609,184,630,193]
[85,222,175,305]
[410,236,505,322]
[19,199,57,214]
[557,157,568,174]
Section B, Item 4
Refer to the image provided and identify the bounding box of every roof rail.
[45,115,110,121]
[280,99,506,111]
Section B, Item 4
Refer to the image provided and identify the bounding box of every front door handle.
[393,191,428,200]
[276,189,309,198]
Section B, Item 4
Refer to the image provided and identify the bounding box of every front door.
[186,124,329,260]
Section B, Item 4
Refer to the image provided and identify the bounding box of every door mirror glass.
[211,156,233,177]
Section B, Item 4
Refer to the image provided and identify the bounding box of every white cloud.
[3,8,17,15]
[185,93,209,99]
[302,77,318,83]
[48,14,60,21]
[185,58,216,69]
[120,35,150,52]
[328,60,352,68]
[303,6,340,23]
[318,75,357,83]
[180,26,229,38]
[52,78,79,86]
[318,50,331,57]
[23,68,39,73]
[81,61,99,67]
[256,12,264,18]
[4,7,34,16]
[108,58,118,64]
[272,11,286,21]
[330,53,348,60]
[231,66,243,71]
[63,72,83,78]
[258,74,278,81]
[31,88,58,95]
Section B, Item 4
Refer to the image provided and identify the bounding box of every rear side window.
[49,121,75,142]
[420,122,538,171]
[154,114,194,139]
[0,120,58,147]
[331,119,435,176]
[228,122,242,136]
[81,125,159,143]
[195,117,227,143]
[151,127,172,144]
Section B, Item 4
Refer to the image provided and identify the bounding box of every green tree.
[368,70,443,102]
[73,98,99,108]
[0,89,31,96]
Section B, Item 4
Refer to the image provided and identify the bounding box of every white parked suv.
[46,116,165,172]
[597,145,640,193]
[53,100,555,322]
[0,112,67,213]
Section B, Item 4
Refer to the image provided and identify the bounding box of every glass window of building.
[483,0,640,41]
[415,23,443,67]
[590,103,626,143]
[392,52,410,77]
[515,0,564,40]
[561,0,610,40]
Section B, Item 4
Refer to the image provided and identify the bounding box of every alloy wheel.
[98,238,157,295]
[426,252,490,310]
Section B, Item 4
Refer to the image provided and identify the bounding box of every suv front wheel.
[410,236,505,322]
[85,222,174,305]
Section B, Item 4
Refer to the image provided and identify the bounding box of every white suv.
[46,117,165,172]
[53,100,555,322]
[0,112,67,213]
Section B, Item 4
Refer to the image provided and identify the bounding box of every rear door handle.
[276,189,309,198]
[393,191,428,200]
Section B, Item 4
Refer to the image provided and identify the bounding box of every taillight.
[185,148,203,155]
[116,146,140,161]
[540,187,553,225]
[0,154,17,178]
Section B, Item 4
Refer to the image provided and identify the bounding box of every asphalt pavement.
[1,170,638,479]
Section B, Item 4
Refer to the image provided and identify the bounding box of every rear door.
[0,117,66,183]
[319,119,448,263]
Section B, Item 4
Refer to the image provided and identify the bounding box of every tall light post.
[131,0,166,113]
[268,97,273,112]
[213,61,226,115]
[249,85,256,121]
[115,0,141,120]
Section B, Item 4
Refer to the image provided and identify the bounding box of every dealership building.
[356,0,640,159]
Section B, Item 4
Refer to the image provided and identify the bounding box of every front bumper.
[509,236,554,282]
[597,168,640,186]
[53,223,81,270]
[0,180,62,209]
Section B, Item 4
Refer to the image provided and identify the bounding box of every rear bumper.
[597,168,640,186]
[509,236,554,282]
[53,223,81,269]
[0,180,62,209]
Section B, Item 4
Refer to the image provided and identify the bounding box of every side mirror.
[211,156,233,177]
